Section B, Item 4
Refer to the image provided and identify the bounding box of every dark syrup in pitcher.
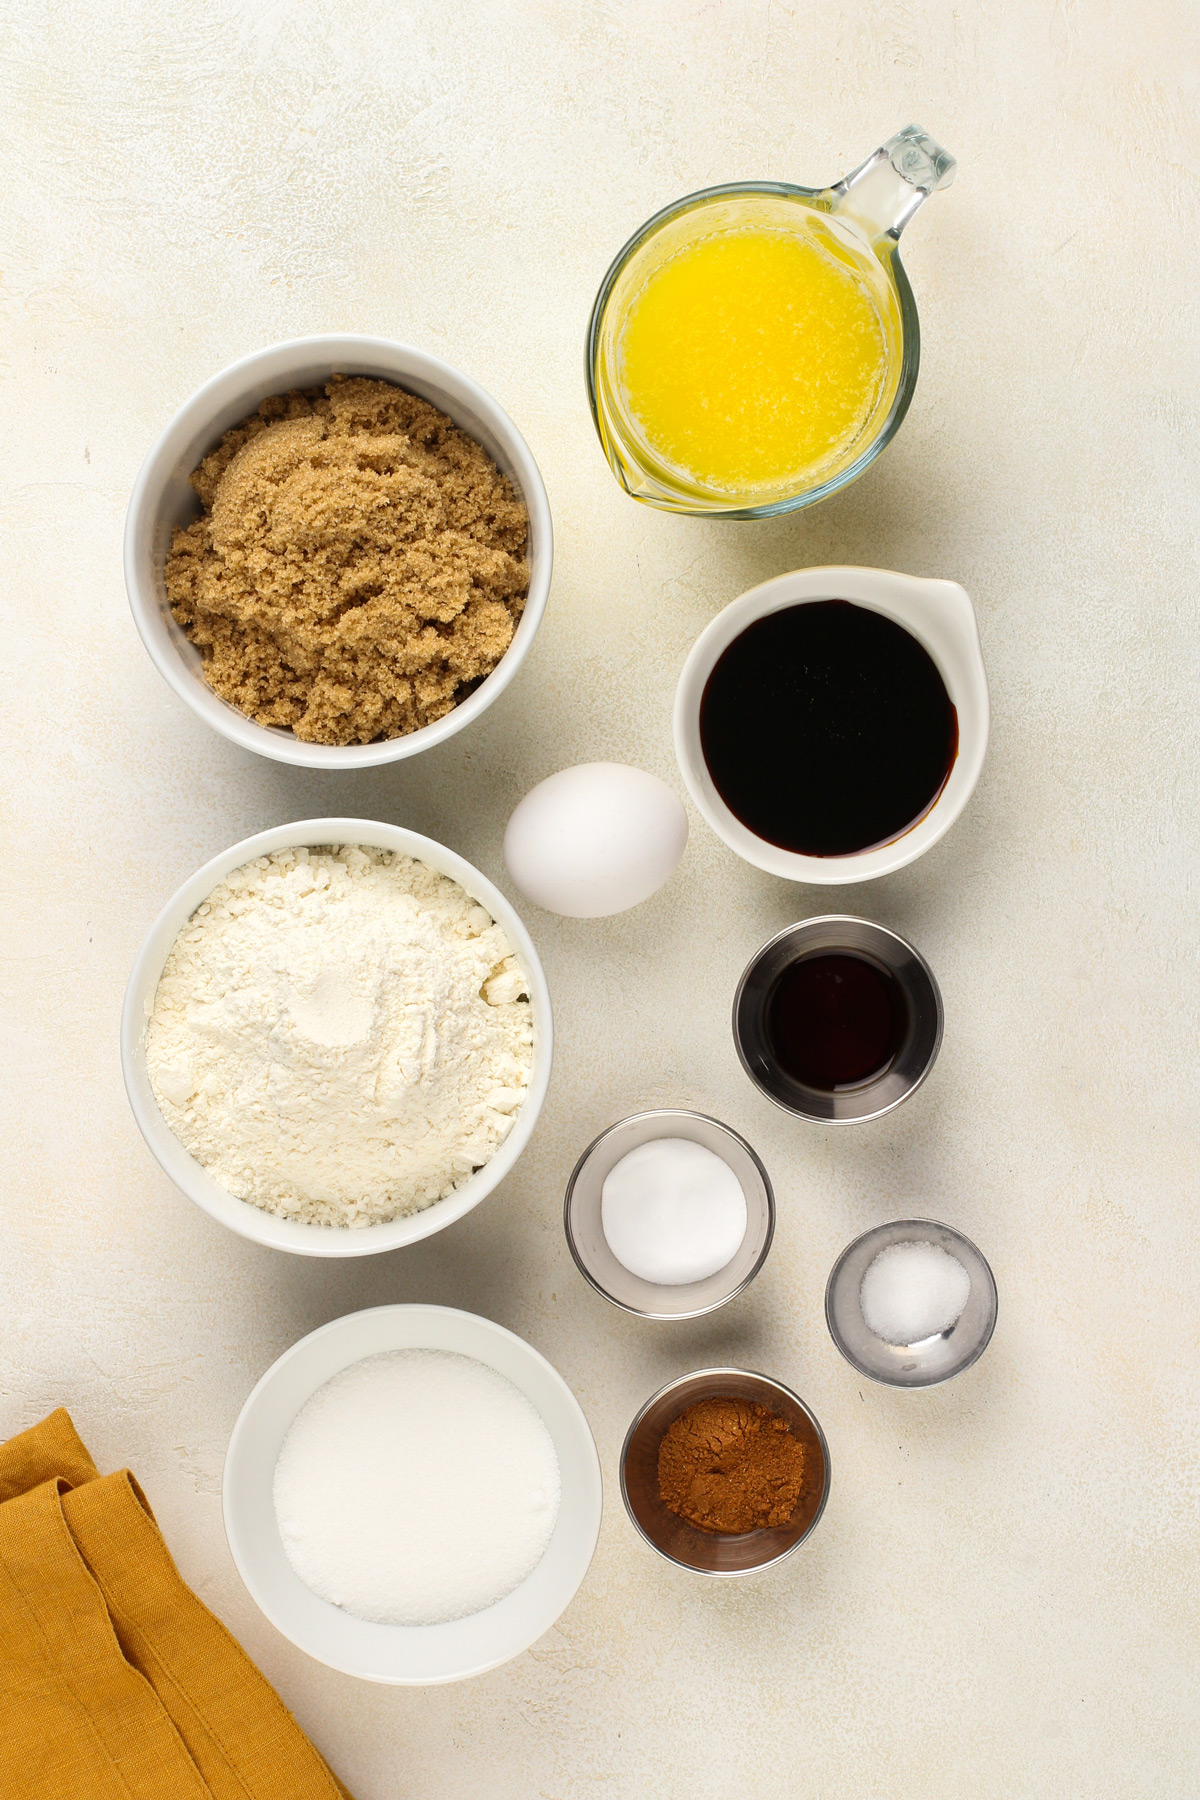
[699,600,958,856]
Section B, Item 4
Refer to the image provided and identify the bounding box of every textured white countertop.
[3,4,1198,1795]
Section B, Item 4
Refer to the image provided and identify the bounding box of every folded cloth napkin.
[0,1410,353,1800]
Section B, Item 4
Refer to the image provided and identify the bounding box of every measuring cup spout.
[829,126,956,243]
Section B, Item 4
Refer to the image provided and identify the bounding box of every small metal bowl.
[620,1368,831,1574]
[732,915,943,1124]
[564,1111,774,1321]
[825,1218,998,1388]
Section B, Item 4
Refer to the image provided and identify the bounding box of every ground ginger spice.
[165,377,529,745]
[657,1396,806,1534]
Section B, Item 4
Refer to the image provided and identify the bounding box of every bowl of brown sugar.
[125,336,552,767]
[620,1368,830,1575]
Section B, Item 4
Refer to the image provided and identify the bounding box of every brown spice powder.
[657,1396,806,1534]
[165,377,530,745]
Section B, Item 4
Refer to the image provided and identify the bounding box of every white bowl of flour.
[223,1304,602,1683]
[121,818,552,1255]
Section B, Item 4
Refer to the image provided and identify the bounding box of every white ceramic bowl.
[124,334,552,768]
[120,818,552,1257]
[223,1305,602,1684]
[673,566,989,883]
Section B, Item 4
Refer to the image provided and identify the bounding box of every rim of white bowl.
[120,819,553,1257]
[123,334,553,768]
[673,566,990,884]
[223,1305,603,1683]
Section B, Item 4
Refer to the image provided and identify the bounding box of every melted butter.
[615,220,895,498]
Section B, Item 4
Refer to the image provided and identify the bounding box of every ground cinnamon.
[656,1395,805,1534]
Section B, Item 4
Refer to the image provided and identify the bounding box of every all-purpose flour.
[145,846,534,1226]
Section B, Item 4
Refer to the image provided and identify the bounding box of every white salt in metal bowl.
[124,334,552,768]
[120,818,552,1257]
[825,1218,998,1388]
[223,1305,602,1684]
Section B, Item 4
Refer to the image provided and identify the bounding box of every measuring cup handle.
[828,126,956,243]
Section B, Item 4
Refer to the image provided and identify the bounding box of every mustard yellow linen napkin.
[0,1410,353,1800]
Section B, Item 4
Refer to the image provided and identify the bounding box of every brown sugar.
[656,1396,806,1534]
[165,377,530,745]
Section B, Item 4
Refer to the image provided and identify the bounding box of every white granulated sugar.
[273,1350,561,1626]
[859,1240,972,1347]
[145,846,533,1226]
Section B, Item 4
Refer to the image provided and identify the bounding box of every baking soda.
[600,1137,747,1286]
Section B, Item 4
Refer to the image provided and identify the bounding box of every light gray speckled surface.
[2,3,1198,1795]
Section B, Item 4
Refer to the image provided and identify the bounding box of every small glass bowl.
[825,1218,998,1388]
[620,1368,831,1574]
[732,916,943,1124]
[563,1110,774,1320]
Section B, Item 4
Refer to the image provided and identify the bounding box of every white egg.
[503,763,689,918]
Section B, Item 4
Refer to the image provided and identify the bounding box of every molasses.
[699,600,958,857]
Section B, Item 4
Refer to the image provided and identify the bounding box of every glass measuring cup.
[586,126,955,519]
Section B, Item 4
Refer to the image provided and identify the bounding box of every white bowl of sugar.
[222,1305,602,1683]
[120,818,552,1256]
